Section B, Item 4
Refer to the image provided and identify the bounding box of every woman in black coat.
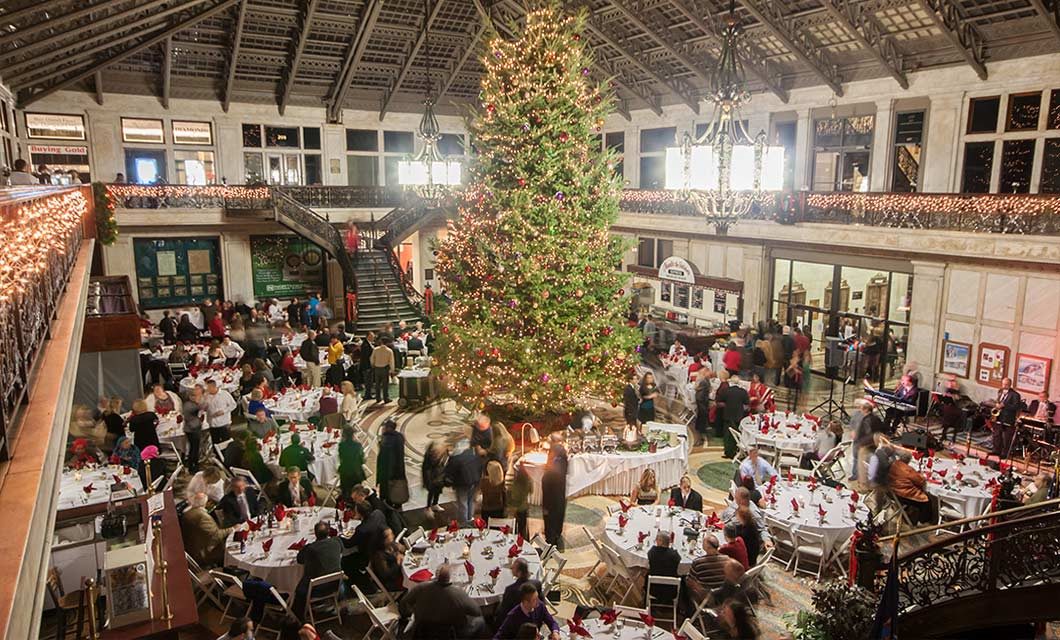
[541,433,568,548]
[176,313,199,343]
[376,419,407,508]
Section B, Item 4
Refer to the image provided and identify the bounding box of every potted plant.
[852,509,883,591]
[784,581,877,640]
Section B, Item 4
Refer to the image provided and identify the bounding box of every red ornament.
[476,349,485,357]
[486,103,496,113]
[618,288,625,295]
[584,266,591,273]
[584,343,591,351]
[518,178,526,187]
[573,33,581,40]
[559,132,569,142]
[564,384,572,392]
[601,327,613,336]
[442,326,450,334]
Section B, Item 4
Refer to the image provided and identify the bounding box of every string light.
[0,191,87,301]
[106,184,271,201]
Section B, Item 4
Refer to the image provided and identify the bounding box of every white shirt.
[738,456,778,487]
[8,171,37,185]
[220,340,245,361]
[205,389,237,427]
[144,390,183,415]
[289,479,301,504]
[236,492,251,520]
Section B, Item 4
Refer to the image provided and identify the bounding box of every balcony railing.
[106,184,1060,236]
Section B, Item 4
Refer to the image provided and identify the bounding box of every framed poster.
[250,235,326,299]
[133,237,222,308]
[1015,354,1052,394]
[25,112,86,140]
[940,340,972,378]
[976,343,1010,387]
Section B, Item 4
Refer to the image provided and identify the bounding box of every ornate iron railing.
[887,503,1060,625]
[0,187,88,459]
[272,192,357,307]
[381,243,425,315]
[106,184,272,210]
[278,185,403,209]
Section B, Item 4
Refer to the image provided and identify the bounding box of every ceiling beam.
[326,0,382,122]
[439,22,487,102]
[1026,0,1060,47]
[0,0,77,27]
[93,72,103,105]
[18,0,242,109]
[916,0,987,80]
[737,0,843,95]
[820,0,908,89]
[2,0,210,79]
[380,0,446,120]
[222,0,248,113]
[0,0,126,49]
[279,0,320,115]
[608,0,713,88]
[161,37,172,109]
[668,0,788,103]
[582,14,699,113]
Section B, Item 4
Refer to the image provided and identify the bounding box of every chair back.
[613,604,649,619]
[791,526,825,548]
[765,514,798,546]
[230,466,263,492]
[488,517,516,531]
[401,526,425,546]
[679,619,707,640]
[646,574,681,604]
[268,585,295,616]
[308,571,344,595]
[365,564,399,608]
[209,569,244,591]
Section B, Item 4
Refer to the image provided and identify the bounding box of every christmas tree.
[433,3,640,415]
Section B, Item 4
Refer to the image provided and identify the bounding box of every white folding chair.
[185,552,223,609]
[257,586,297,639]
[540,553,566,613]
[488,517,516,531]
[580,527,607,589]
[753,437,777,464]
[352,583,400,640]
[305,571,344,627]
[679,618,708,640]
[365,564,402,609]
[613,604,650,619]
[737,561,769,615]
[776,444,804,471]
[686,589,720,635]
[212,439,233,469]
[646,575,682,628]
[230,466,264,494]
[399,526,425,547]
[599,544,642,606]
[163,461,184,493]
[791,528,829,581]
[765,514,798,571]
[208,569,248,623]
[790,467,813,480]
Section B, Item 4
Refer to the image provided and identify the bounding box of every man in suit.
[646,531,681,602]
[994,377,1023,455]
[180,492,235,567]
[293,521,344,618]
[277,467,315,507]
[217,477,262,527]
[493,558,543,627]
[622,372,640,426]
[300,332,322,388]
[398,564,486,640]
[668,475,704,512]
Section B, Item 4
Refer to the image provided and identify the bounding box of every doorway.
[267,153,302,185]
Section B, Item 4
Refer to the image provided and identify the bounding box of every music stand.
[812,337,850,421]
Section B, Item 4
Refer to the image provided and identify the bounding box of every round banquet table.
[521,422,688,506]
[559,616,671,640]
[282,333,309,350]
[139,343,210,361]
[58,465,143,511]
[262,427,342,486]
[740,412,821,453]
[179,367,241,395]
[918,456,999,519]
[262,387,338,422]
[156,413,188,454]
[401,528,541,606]
[293,352,334,371]
[762,480,868,557]
[224,507,351,595]
[602,506,715,576]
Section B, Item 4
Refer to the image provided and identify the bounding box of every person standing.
[376,419,407,508]
[445,443,485,524]
[370,337,396,403]
[337,426,367,497]
[994,377,1022,456]
[541,433,568,549]
[182,385,206,472]
[358,332,376,398]
[508,460,532,540]
[622,372,640,426]
[638,372,659,423]
[480,458,507,520]
[717,375,750,459]
[128,399,160,451]
[286,297,302,329]
[299,331,322,388]
[204,379,236,443]
[158,310,177,345]
[693,369,712,446]
[421,441,448,513]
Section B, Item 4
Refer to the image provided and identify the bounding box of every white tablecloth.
[263,427,342,485]
[58,466,143,512]
[559,614,673,639]
[140,343,210,360]
[263,387,338,422]
[919,457,999,519]
[224,507,351,594]
[179,368,241,395]
[521,422,688,505]
[602,506,715,576]
[740,412,821,453]
[401,528,541,606]
[762,481,868,557]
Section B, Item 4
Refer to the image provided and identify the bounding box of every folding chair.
[540,552,567,613]
[580,527,607,590]
[352,583,400,640]
[686,590,720,636]
[813,443,849,483]
[728,427,748,457]
[256,586,298,640]
[213,439,233,470]
[488,517,516,531]
[613,604,650,619]
[305,571,344,628]
[791,528,829,582]
[163,461,184,493]
[775,444,804,472]
[208,569,248,623]
[399,526,425,547]
[185,552,223,609]
[679,618,708,640]
[230,466,265,494]
[753,437,777,465]
[599,544,643,606]
[765,515,798,571]
[365,564,402,609]
[737,561,770,615]
[646,575,682,628]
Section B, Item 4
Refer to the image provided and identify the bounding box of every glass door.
[266,153,302,185]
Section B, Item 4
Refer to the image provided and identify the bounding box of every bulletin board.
[133,237,222,309]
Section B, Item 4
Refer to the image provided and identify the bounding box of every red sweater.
[720,537,749,569]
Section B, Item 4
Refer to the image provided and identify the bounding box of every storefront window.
[244,152,264,183]
[174,150,216,185]
[812,115,874,192]
[121,118,164,144]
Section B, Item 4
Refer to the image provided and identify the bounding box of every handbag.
[387,478,410,504]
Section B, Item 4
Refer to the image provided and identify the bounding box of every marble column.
[907,261,947,390]
[793,108,813,191]
[870,99,894,191]
[922,94,963,192]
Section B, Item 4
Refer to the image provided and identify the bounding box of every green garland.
[92,182,118,246]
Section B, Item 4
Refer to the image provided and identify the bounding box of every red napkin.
[928,448,936,458]
[926,457,934,469]
[308,492,317,507]
[123,465,132,475]
[288,538,307,551]
[601,609,618,625]
[246,519,262,532]
[956,471,963,481]
[109,454,120,465]
[938,468,948,478]
[667,497,675,508]
[617,514,629,529]
[640,613,655,628]
[343,509,356,523]
[786,468,794,483]
[262,538,273,553]
[637,531,649,544]
[289,424,297,433]
[447,519,459,533]
[818,504,827,518]
[790,498,800,512]
[428,528,439,542]
[322,442,334,449]
[850,490,860,503]
[329,526,339,537]
[464,560,475,578]
[567,620,592,638]
[500,525,511,536]
[82,484,95,494]
[274,504,287,521]
[913,450,924,461]
[808,477,817,491]
[112,474,122,485]
[516,533,525,548]
[489,566,501,580]
[849,501,858,514]
[465,533,476,546]
[473,517,486,531]
[619,500,631,513]
[409,568,433,583]
[760,425,769,435]
[672,630,687,640]
[234,530,248,543]
[768,475,778,487]
[336,498,347,512]
[956,453,966,463]
[508,544,521,559]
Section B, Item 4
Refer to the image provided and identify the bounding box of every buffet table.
[521,422,688,505]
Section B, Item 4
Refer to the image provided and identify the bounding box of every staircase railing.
[271,191,357,318]
[382,245,425,315]
[884,499,1060,634]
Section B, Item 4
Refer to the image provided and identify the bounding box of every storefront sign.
[713,291,726,314]
[251,236,325,299]
[172,120,213,145]
[657,256,696,284]
[122,117,165,144]
[26,113,86,140]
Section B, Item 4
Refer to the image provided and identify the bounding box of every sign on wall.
[250,235,326,299]
[172,120,213,145]
[133,237,222,309]
[25,113,86,140]
[657,256,696,284]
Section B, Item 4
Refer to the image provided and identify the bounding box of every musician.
[1026,392,1056,423]
[992,377,1022,456]
[884,375,918,433]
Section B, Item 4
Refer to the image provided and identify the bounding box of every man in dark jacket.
[646,531,681,601]
[293,521,344,618]
[493,558,543,627]
[277,467,314,507]
[445,444,485,524]
[668,475,704,512]
[398,564,485,640]
[217,477,262,526]
[717,377,750,458]
[359,333,376,399]
[623,372,640,426]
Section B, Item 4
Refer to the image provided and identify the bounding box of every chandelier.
[664,1,785,234]
[397,0,461,204]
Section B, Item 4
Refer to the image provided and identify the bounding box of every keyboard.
[864,387,916,413]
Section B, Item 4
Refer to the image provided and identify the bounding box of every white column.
[741,244,768,326]
[324,124,346,185]
[906,261,947,390]
[922,94,963,192]
[870,99,894,191]
[793,108,812,191]
[215,121,242,184]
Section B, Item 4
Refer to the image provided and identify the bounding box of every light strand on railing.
[0,191,87,301]
[806,192,1060,217]
[106,185,271,201]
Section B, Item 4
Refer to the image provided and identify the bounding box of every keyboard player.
[884,375,919,433]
